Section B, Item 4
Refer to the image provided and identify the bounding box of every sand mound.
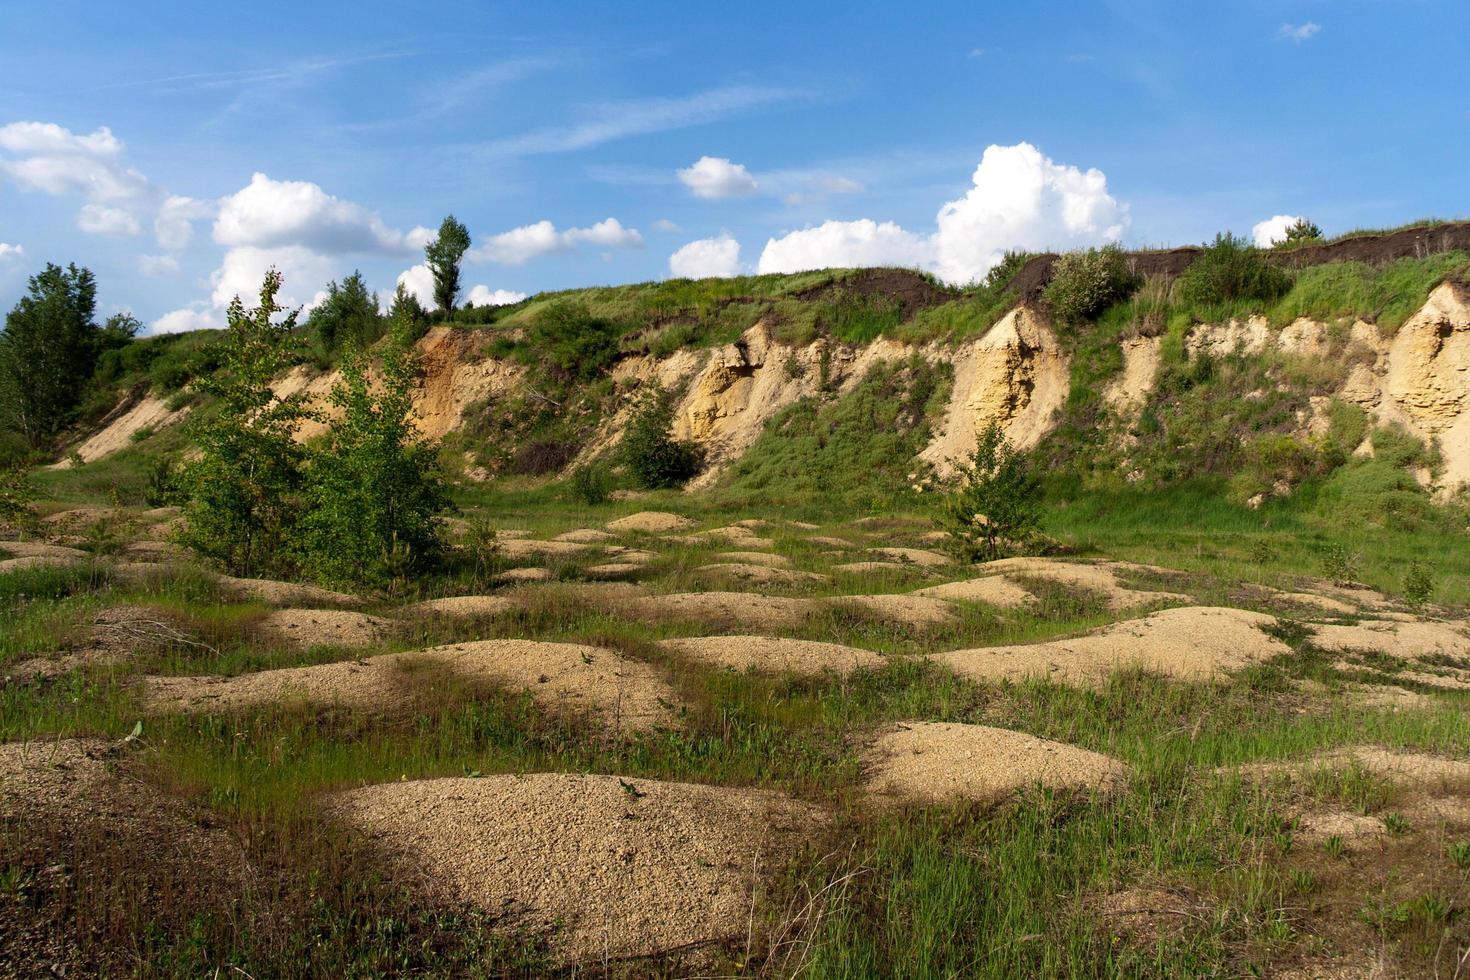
[915,577,1036,609]
[1241,746,1470,792]
[635,592,817,630]
[660,635,884,677]
[698,526,776,549]
[976,558,1189,611]
[145,640,680,732]
[832,561,923,576]
[332,773,822,964]
[934,607,1287,688]
[584,562,646,580]
[217,575,361,607]
[497,538,596,560]
[1262,589,1359,616]
[403,595,515,618]
[552,528,615,543]
[807,536,858,549]
[0,555,80,574]
[493,567,552,584]
[1309,620,1470,660]
[606,511,695,534]
[870,547,952,569]
[712,551,790,567]
[863,722,1128,803]
[257,609,396,649]
[835,594,957,628]
[695,563,828,587]
[0,541,86,560]
[6,604,188,681]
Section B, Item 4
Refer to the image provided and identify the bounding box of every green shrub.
[1314,460,1439,532]
[1043,245,1137,325]
[144,454,181,508]
[1324,400,1369,460]
[1176,233,1291,309]
[0,461,35,530]
[938,422,1042,562]
[523,301,622,384]
[1228,432,1328,503]
[1404,560,1434,607]
[983,250,1033,291]
[1369,424,1430,469]
[621,385,701,489]
[1277,218,1324,247]
[569,462,612,505]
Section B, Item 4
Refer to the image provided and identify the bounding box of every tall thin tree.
[424,215,471,313]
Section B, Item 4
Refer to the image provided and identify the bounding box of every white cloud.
[814,174,864,195]
[155,195,215,251]
[0,122,149,202]
[395,263,436,309]
[77,203,142,236]
[669,234,742,278]
[757,142,1127,286]
[467,285,529,306]
[471,217,642,265]
[152,306,221,334]
[651,218,681,233]
[213,172,412,254]
[0,243,23,260]
[138,254,181,276]
[678,156,758,199]
[405,225,436,250]
[209,245,337,311]
[1277,22,1321,43]
[758,219,932,274]
[968,47,986,58]
[0,121,123,157]
[1252,214,1304,247]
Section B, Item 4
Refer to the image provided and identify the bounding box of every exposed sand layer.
[0,541,87,560]
[257,609,396,649]
[332,773,823,965]
[933,607,1287,687]
[660,635,885,677]
[694,563,828,587]
[807,536,858,549]
[836,593,957,628]
[552,528,615,543]
[635,591,817,630]
[1309,620,1470,661]
[863,722,1129,803]
[869,547,952,568]
[144,640,682,732]
[606,511,695,534]
[216,575,361,608]
[975,557,1189,611]
[915,576,1037,609]
[711,551,790,568]
[1240,746,1470,792]
[402,595,515,618]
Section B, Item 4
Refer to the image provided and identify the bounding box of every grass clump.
[1270,252,1470,335]
[1176,233,1292,311]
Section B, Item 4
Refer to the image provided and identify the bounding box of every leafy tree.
[297,322,450,588]
[424,215,472,313]
[621,384,700,488]
[0,263,101,448]
[98,312,142,355]
[387,281,429,340]
[1282,218,1325,246]
[1043,245,1137,325]
[175,270,311,577]
[1176,232,1291,307]
[939,422,1041,562]
[307,271,381,355]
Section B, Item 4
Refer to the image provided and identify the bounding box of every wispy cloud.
[96,51,412,92]
[1276,22,1322,43]
[431,56,563,115]
[476,84,816,159]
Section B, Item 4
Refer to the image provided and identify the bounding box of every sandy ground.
[933,607,1288,687]
[863,722,1129,803]
[915,576,1037,608]
[552,528,615,543]
[660,635,885,677]
[694,563,828,587]
[216,575,361,607]
[711,551,790,567]
[256,609,398,649]
[331,773,824,965]
[635,591,818,630]
[835,593,957,628]
[869,547,953,568]
[402,595,515,618]
[1309,619,1470,661]
[975,557,1190,611]
[605,511,695,534]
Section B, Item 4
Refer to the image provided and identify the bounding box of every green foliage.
[620,385,700,489]
[1042,245,1137,326]
[297,327,451,589]
[1369,423,1431,469]
[424,215,471,313]
[306,271,382,357]
[522,301,622,384]
[1279,218,1324,246]
[387,282,429,341]
[1176,233,1291,309]
[1271,252,1470,335]
[1228,432,1332,504]
[0,461,35,530]
[144,454,181,508]
[569,462,612,505]
[0,262,102,448]
[175,270,311,577]
[1404,560,1434,607]
[982,250,1033,291]
[1314,460,1440,532]
[939,422,1042,561]
[824,290,904,343]
[1323,400,1369,458]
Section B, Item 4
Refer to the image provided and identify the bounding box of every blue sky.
[0,0,1465,331]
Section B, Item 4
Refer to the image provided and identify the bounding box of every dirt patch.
[974,558,1189,611]
[55,391,191,466]
[832,561,925,576]
[934,607,1287,688]
[497,538,596,560]
[7,604,196,682]
[1100,886,1201,945]
[915,577,1036,609]
[584,562,647,580]
[660,635,884,677]
[694,563,828,588]
[834,594,957,628]
[1309,619,1470,660]
[606,511,695,534]
[0,541,86,560]
[862,722,1128,804]
[403,595,515,618]
[0,555,80,574]
[635,592,817,630]
[807,536,858,549]
[144,640,681,733]
[793,267,953,320]
[712,551,790,568]
[216,575,361,608]
[331,773,822,966]
[868,547,952,569]
[493,567,552,584]
[257,609,397,650]
[552,528,615,543]
[1241,746,1470,793]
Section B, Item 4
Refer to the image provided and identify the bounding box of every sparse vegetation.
[939,422,1042,561]
[621,384,701,489]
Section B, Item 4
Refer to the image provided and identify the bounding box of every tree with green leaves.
[1282,217,1325,246]
[621,384,701,488]
[387,281,429,340]
[0,262,102,448]
[297,322,450,588]
[424,215,472,313]
[175,270,311,577]
[306,271,381,356]
[939,422,1041,562]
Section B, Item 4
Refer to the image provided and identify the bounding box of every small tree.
[297,323,450,588]
[176,270,310,577]
[0,461,35,532]
[0,263,101,448]
[424,215,472,313]
[939,422,1041,562]
[388,281,429,340]
[1281,218,1324,246]
[621,385,701,489]
[307,271,381,356]
[1043,245,1136,325]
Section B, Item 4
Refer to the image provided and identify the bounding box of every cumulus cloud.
[0,243,23,260]
[1252,214,1304,247]
[209,245,336,311]
[669,234,742,278]
[758,220,932,275]
[1277,22,1321,43]
[0,122,148,201]
[77,203,142,236]
[757,143,1127,285]
[138,254,180,276]
[213,172,412,254]
[467,285,529,306]
[395,263,436,309]
[651,218,681,233]
[471,217,642,265]
[678,156,759,199]
[151,306,222,334]
[155,195,215,251]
